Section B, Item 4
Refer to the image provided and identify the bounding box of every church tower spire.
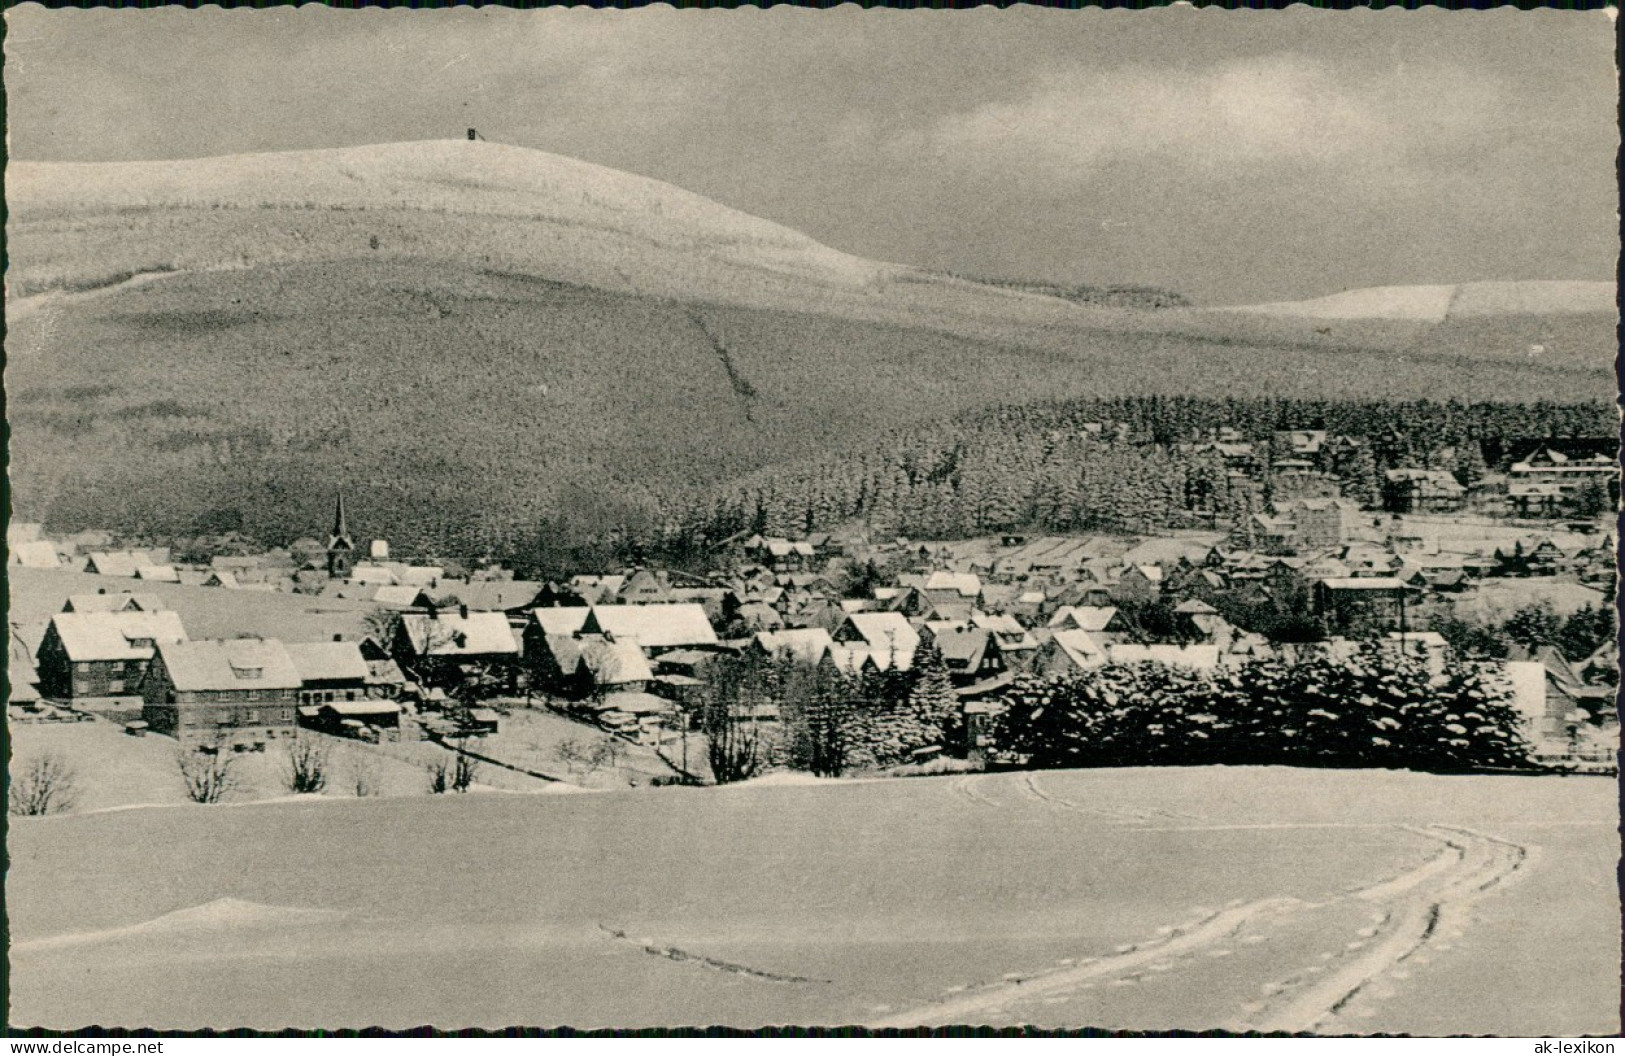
[326,491,356,578]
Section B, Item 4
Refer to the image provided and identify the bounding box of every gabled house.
[142,637,302,746]
[832,612,920,670]
[1111,565,1163,604]
[133,564,181,583]
[1172,599,1234,646]
[567,575,626,605]
[790,597,849,634]
[286,639,384,705]
[616,568,675,605]
[1508,439,1618,492]
[932,628,1006,686]
[37,610,189,700]
[734,602,785,632]
[84,551,148,578]
[63,592,164,614]
[580,604,719,655]
[1048,605,1119,634]
[576,637,656,695]
[393,607,520,694]
[527,633,594,697]
[1383,469,1466,513]
[1036,629,1108,677]
[970,611,1039,666]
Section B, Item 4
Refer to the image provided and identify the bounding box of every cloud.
[897,54,1501,183]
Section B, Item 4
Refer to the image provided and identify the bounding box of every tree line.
[992,649,1533,773]
[633,396,1612,566]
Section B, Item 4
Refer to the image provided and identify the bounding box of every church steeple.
[326,491,356,578]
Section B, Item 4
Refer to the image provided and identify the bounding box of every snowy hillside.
[8,139,904,291]
[1227,280,1614,322]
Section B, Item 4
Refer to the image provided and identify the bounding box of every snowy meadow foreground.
[8,766,1618,1033]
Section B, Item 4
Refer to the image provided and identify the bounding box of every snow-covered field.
[7,766,1616,1033]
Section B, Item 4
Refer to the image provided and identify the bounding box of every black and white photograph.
[3,5,1619,1036]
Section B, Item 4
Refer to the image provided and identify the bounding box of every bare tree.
[451,739,480,792]
[697,653,768,785]
[8,752,81,816]
[348,753,381,797]
[284,733,330,794]
[362,610,401,649]
[555,735,624,777]
[178,742,239,804]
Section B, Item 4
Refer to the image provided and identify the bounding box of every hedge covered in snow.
[990,648,1534,773]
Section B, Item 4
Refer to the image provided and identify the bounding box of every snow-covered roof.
[583,604,718,650]
[399,612,519,656]
[50,610,188,662]
[286,641,370,683]
[157,638,302,691]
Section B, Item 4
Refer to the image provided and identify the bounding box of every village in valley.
[9,422,1617,810]
[6,9,1622,1035]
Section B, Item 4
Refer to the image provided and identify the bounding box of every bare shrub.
[451,740,480,793]
[349,754,382,798]
[555,735,623,776]
[426,757,451,794]
[284,734,330,795]
[9,752,81,816]
[178,743,239,805]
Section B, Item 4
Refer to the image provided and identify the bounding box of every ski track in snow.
[866,822,1531,1031]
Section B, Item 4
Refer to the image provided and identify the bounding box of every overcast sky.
[5,6,1617,303]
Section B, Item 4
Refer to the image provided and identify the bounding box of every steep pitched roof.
[971,611,1038,651]
[85,551,144,577]
[582,604,719,650]
[1049,629,1107,669]
[157,638,302,691]
[578,638,656,686]
[540,633,591,675]
[399,612,518,657]
[837,611,921,660]
[64,592,164,614]
[1048,605,1118,632]
[285,641,370,683]
[529,608,593,637]
[50,610,188,662]
[935,628,994,669]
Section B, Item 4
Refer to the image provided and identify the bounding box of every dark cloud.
[5,5,1615,303]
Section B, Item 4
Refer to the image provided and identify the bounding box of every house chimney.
[98,587,106,595]
[459,604,470,620]
[333,633,344,642]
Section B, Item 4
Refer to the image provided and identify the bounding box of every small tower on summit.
[326,491,357,579]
